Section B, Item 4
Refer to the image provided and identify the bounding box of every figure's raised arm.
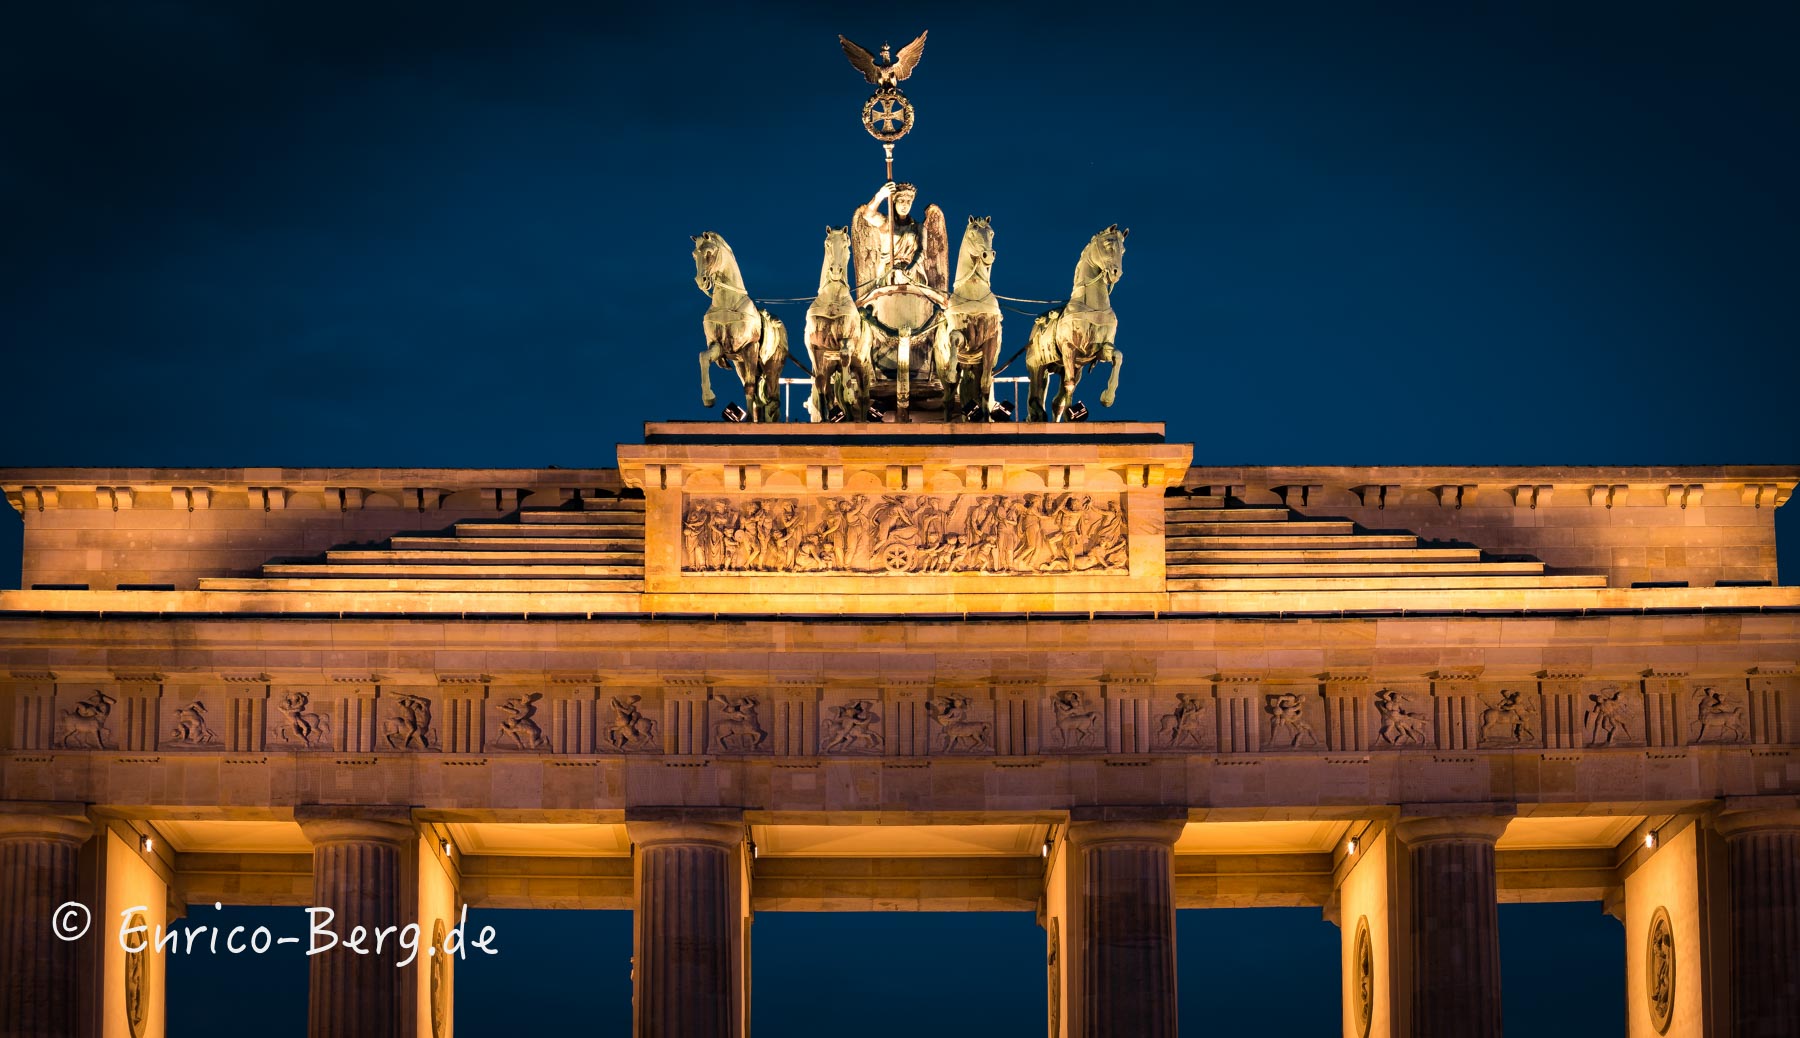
[860,182,895,224]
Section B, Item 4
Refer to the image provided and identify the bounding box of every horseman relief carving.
[168,699,219,747]
[1478,689,1538,747]
[927,695,991,752]
[1691,686,1746,743]
[711,694,767,752]
[497,692,549,750]
[680,493,1127,575]
[823,700,883,754]
[1049,690,1099,749]
[276,691,331,748]
[57,690,116,749]
[606,695,660,751]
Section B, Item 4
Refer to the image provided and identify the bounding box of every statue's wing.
[838,36,883,84]
[891,31,928,81]
[922,204,949,295]
[851,208,879,300]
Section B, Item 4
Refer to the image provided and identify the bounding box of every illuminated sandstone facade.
[1,423,1796,1037]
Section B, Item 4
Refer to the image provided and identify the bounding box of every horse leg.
[941,326,961,422]
[732,352,760,421]
[699,340,719,409]
[1052,344,1080,420]
[982,325,1000,421]
[1027,357,1051,423]
[1100,345,1123,408]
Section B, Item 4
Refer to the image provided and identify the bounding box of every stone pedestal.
[1714,807,1800,1038]
[296,807,417,1038]
[1062,814,1183,1038]
[627,812,748,1038]
[0,807,94,1038]
[1395,816,1509,1038]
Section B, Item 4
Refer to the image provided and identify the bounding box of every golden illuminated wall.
[416,836,458,1038]
[1337,827,1394,1038]
[1624,823,1713,1037]
[100,828,167,1038]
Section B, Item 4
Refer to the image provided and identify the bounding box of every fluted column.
[0,808,93,1038]
[628,812,747,1038]
[296,807,416,1038]
[1065,815,1183,1038]
[1395,815,1509,1038]
[1715,807,1800,1038]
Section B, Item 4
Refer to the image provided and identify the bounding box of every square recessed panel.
[752,824,1049,857]
[1494,815,1643,851]
[444,823,631,857]
[151,819,312,854]
[1174,820,1349,855]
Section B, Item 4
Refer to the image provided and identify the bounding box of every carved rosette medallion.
[679,492,1128,576]
[1352,915,1373,1038]
[1647,906,1674,1034]
[125,910,149,1038]
[430,919,449,1038]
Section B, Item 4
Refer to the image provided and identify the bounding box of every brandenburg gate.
[4,30,1799,1038]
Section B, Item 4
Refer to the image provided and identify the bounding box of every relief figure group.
[681,492,1127,575]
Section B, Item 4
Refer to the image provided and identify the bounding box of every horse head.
[964,214,996,267]
[692,231,731,294]
[1086,224,1128,287]
[821,225,851,287]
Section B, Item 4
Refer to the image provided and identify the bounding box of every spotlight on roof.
[1067,401,1090,422]
[827,406,848,423]
[866,405,885,422]
[721,403,748,423]
[989,399,1015,422]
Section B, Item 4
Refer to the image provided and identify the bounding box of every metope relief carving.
[497,693,549,750]
[1478,688,1538,748]
[710,694,767,752]
[1155,693,1209,750]
[1049,690,1099,749]
[168,699,218,747]
[383,693,435,750]
[1265,692,1319,748]
[680,492,1128,575]
[1374,688,1427,747]
[927,694,992,752]
[1352,916,1373,1038]
[276,691,332,748]
[605,695,660,751]
[430,919,449,1038]
[823,700,883,753]
[1584,686,1639,747]
[56,690,116,749]
[1690,686,1746,744]
[125,910,149,1038]
[1646,906,1674,1034]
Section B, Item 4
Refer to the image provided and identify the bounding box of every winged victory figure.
[838,32,929,88]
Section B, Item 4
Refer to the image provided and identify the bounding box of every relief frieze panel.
[822,699,884,754]
[1372,687,1431,749]
[679,492,1128,575]
[1153,692,1213,751]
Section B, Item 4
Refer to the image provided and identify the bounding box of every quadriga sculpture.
[803,226,874,421]
[693,231,789,422]
[935,215,1002,421]
[1025,224,1127,422]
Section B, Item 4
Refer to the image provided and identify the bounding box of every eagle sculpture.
[839,32,928,88]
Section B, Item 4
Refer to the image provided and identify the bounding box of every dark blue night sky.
[3,2,1796,1034]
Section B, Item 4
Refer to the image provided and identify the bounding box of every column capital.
[1713,804,1800,840]
[0,802,93,845]
[626,807,745,851]
[1394,813,1511,846]
[294,805,416,847]
[1066,806,1185,848]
